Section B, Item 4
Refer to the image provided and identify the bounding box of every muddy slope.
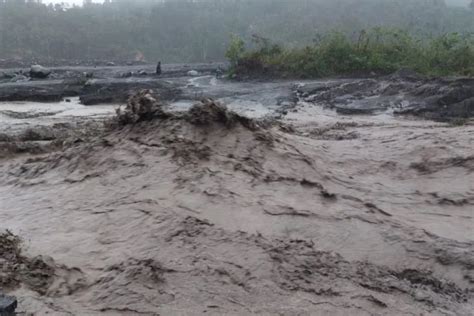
[0,97,473,315]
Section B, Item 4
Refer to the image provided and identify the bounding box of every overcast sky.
[46,0,82,4]
[43,0,472,6]
[45,0,102,5]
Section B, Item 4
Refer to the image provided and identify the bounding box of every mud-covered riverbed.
[0,65,473,315]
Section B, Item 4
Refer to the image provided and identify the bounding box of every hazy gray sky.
[43,0,472,6]
[45,0,102,4]
[46,0,82,3]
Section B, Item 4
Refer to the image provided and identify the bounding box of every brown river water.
[0,75,473,315]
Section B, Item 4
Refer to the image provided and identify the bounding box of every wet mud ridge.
[0,91,473,315]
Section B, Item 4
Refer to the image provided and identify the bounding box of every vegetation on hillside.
[0,0,473,63]
[228,29,474,78]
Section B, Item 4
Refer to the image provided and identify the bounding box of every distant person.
[156,61,162,76]
[215,65,224,79]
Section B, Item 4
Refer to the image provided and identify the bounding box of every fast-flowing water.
[0,73,473,315]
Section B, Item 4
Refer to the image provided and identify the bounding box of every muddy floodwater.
[0,98,117,134]
[0,68,473,315]
[0,75,293,134]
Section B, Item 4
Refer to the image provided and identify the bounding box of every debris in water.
[115,89,169,125]
[0,230,53,294]
[0,230,85,296]
[186,98,259,130]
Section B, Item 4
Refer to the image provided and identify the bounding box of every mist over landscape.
[0,0,473,63]
[44,0,473,6]
[0,1,473,315]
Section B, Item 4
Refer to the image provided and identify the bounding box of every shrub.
[228,28,474,78]
[225,35,246,67]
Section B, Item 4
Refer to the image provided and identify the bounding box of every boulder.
[187,70,200,77]
[0,294,17,315]
[30,64,51,79]
[121,71,133,78]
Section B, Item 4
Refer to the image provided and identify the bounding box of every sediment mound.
[115,91,262,130]
[6,93,272,179]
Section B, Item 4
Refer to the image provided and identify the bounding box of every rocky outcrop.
[30,65,51,79]
[297,76,474,121]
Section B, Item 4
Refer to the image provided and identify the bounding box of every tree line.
[0,0,473,63]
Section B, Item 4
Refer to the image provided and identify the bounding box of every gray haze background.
[1,0,473,63]
[45,0,471,6]
[46,0,99,4]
